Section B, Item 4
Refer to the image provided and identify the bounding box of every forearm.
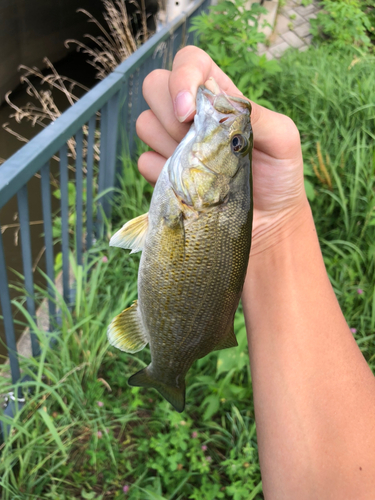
[243,202,375,500]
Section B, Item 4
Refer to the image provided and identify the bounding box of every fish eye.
[231,134,247,154]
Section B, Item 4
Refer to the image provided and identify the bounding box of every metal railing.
[0,0,210,427]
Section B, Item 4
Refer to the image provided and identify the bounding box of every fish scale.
[108,81,253,411]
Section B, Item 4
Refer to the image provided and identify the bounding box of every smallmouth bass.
[108,78,253,412]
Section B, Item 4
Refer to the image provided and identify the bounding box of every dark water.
[0,51,98,360]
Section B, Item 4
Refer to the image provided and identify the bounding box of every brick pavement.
[258,0,321,59]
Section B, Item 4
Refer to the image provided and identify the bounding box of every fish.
[107,78,253,412]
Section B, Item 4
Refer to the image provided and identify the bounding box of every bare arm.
[243,202,375,499]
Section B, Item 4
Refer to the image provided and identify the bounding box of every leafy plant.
[361,1,375,44]
[189,0,281,108]
[310,0,372,48]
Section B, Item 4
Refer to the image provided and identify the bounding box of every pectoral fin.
[213,324,238,351]
[107,301,148,353]
[109,213,148,253]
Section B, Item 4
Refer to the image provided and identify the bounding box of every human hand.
[136,46,309,253]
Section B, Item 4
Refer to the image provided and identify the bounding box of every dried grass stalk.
[311,142,333,190]
[3,58,100,167]
[65,0,151,80]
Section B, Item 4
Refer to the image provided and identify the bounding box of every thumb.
[170,46,300,160]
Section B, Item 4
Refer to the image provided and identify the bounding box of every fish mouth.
[198,80,252,116]
[194,81,251,140]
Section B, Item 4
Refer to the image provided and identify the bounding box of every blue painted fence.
[0,0,210,432]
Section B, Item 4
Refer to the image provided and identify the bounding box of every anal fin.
[110,212,148,253]
[128,367,186,413]
[213,324,238,351]
[107,301,148,353]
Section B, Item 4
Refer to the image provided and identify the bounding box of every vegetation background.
[0,0,374,498]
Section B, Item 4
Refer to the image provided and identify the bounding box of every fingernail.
[175,91,195,122]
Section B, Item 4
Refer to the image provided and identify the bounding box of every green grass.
[1,46,375,499]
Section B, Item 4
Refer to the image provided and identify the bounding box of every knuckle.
[285,116,300,142]
[175,45,195,59]
[135,110,152,137]
[137,153,146,173]
[143,69,167,93]
[173,45,209,67]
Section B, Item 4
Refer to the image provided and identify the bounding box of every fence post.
[97,90,121,239]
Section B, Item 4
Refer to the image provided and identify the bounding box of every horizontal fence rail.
[0,0,210,436]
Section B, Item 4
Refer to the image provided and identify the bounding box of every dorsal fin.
[109,213,148,253]
[107,301,148,353]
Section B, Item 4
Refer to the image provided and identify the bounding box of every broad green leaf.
[216,325,248,376]
[203,394,220,420]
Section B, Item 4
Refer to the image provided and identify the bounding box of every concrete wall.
[0,0,108,102]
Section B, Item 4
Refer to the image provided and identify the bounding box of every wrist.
[243,196,337,346]
[243,199,330,331]
[250,197,313,257]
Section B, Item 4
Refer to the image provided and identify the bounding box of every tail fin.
[128,367,185,413]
